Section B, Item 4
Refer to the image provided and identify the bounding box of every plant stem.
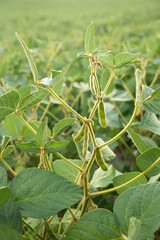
[68,207,78,222]
[91,157,160,197]
[54,152,84,172]
[39,103,50,122]
[39,105,59,122]
[22,218,43,240]
[46,86,85,122]
[89,68,116,119]
[88,123,96,147]
[0,155,17,176]
[149,68,160,87]
[80,172,89,217]
[85,150,96,175]
[98,104,138,149]
[16,112,37,135]
[45,154,53,171]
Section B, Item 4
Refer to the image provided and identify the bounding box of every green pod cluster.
[89,74,96,95]
[82,125,89,158]
[74,123,85,142]
[98,100,107,128]
[96,148,108,171]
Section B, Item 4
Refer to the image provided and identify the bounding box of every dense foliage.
[0,0,160,239]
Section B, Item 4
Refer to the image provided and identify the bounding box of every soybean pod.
[96,149,108,171]
[98,100,107,128]
[82,124,89,158]
[74,123,85,142]
[90,74,96,96]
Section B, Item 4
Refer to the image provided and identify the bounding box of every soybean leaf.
[16,141,40,153]
[0,90,20,120]
[16,32,38,83]
[0,186,13,207]
[77,52,88,58]
[85,21,95,53]
[92,50,111,57]
[0,199,22,232]
[135,69,143,108]
[128,217,141,240]
[18,86,48,111]
[99,54,114,69]
[5,113,22,139]
[2,145,15,156]
[11,168,82,218]
[0,86,5,96]
[38,70,62,86]
[143,96,160,114]
[52,118,75,137]
[36,118,49,146]
[53,159,85,182]
[17,85,35,98]
[139,112,160,135]
[0,167,7,187]
[151,86,160,98]
[127,128,149,153]
[44,141,69,153]
[66,209,121,240]
[136,148,160,177]
[96,138,116,161]
[90,165,116,189]
[110,90,132,102]
[1,136,10,151]
[115,52,139,68]
[0,223,23,240]
[114,183,160,240]
[113,172,147,195]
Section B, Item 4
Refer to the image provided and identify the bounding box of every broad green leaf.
[1,136,10,151]
[2,145,15,156]
[127,128,149,153]
[52,118,75,137]
[85,21,95,53]
[0,167,7,187]
[66,209,121,240]
[142,85,153,100]
[18,86,48,111]
[135,69,143,108]
[0,223,23,240]
[113,172,147,195]
[143,96,160,114]
[115,52,139,68]
[96,138,116,161]
[114,183,160,240]
[0,186,13,207]
[139,112,160,135]
[0,86,5,96]
[151,86,160,98]
[16,32,38,83]
[36,118,49,146]
[92,50,111,57]
[90,165,116,189]
[128,217,141,240]
[0,199,22,232]
[99,54,114,69]
[11,168,82,218]
[44,141,69,153]
[17,85,35,98]
[110,90,132,101]
[16,141,40,153]
[5,113,22,139]
[136,148,160,177]
[53,159,84,182]
[0,90,20,120]
[38,70,62,86]
[22,121,41,141]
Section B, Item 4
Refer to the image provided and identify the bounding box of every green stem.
[91,157,160,197]
[39,105,59,122]
[150,69,160,87]
[98,104,138,149]
[54,152,84,172]
[46,86,85,122]
[39,103,50,122]
[89,68,116,119]
[68,207,78,222]
[88,123,96,147]
[22,218,43,240]
[0,156,16,176]
[45,154,53,171]
[80,172,89,217]
[16,112,37,135]
[85,150,96,175]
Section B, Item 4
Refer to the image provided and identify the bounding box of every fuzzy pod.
[74,123,85,142]
[82,125,89,158]
[89,74,96,95]
[98,100,107,128]
[96,149,108,171]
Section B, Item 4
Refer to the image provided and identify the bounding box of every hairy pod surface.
[98,100,107,128]
[74,124,85,142]
[96,148,108,171]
